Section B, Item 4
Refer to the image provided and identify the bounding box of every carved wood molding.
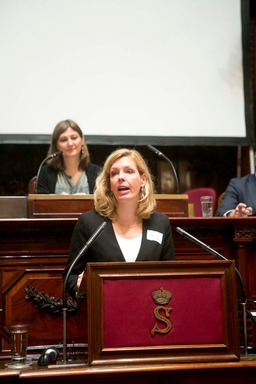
[25,286,77,315]
[235,227,256,240]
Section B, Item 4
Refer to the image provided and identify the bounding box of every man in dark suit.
[215,173,255,217]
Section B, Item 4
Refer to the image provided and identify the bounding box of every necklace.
[115,220,141,229]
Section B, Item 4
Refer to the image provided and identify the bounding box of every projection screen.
[0,0,253,145]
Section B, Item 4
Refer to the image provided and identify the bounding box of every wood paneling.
[1,358,256,383]
[1,217,256,358]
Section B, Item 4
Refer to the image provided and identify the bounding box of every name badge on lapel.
[147,230,163,244]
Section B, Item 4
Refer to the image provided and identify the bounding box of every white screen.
[0,0,251,144]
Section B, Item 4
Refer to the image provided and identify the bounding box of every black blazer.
[216,174,256,216]
[63,210,176,298]
[37,163,101,194]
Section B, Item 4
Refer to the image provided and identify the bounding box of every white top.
[115,234,142,262]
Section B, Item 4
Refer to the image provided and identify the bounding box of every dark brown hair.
[47,119,90,171]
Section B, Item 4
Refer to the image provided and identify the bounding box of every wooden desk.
[27,194,188,218]
[1,357,256,383]
[0,196,27,218]
[1,217,256,358]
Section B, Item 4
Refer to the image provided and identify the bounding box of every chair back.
[28,176,37,194]
[217,192,225,209]
[183,187,217,217]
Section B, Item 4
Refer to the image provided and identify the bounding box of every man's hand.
[228,203,252,217]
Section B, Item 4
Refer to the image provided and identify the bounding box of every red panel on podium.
[103,276,223,347]
[87,261,239,366]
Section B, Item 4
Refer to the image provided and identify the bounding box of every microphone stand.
[35,151,62,193]
[60,221,107,366]
[147,145,180,194]
[176,226,248,357]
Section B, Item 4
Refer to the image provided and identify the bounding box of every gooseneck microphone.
[61,221,107,366]
[147,145,180,194]
[176,226,248,356]
[34,150,62,193]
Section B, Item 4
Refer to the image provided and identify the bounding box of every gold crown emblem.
[152,287,172,305]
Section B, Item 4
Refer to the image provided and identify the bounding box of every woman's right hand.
[77,271,85,289]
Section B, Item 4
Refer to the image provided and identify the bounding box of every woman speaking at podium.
[63,148,176,299]
[36,119,101,194]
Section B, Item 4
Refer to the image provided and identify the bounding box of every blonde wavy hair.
[94,148,156,220]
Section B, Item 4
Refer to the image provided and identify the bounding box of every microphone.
[147,144,180,194]
[175,226,248,356]
[61,221,107,366]
[34,151,62,193]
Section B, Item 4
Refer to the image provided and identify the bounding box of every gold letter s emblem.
[151,306,172,336]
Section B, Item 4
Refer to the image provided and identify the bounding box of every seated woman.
[36,119,101,194]
[63,148,176,299]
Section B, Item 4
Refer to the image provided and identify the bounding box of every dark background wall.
[0,143,242,199]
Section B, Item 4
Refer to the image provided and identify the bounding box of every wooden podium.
[27,194,188,218]
[85,260,240,366]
